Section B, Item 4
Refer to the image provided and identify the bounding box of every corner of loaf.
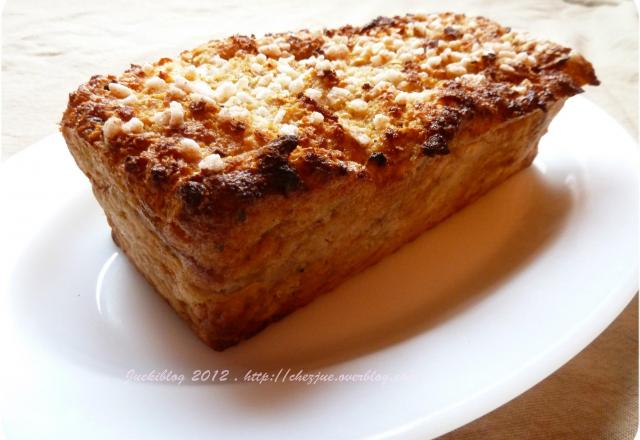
[61,12,598,350]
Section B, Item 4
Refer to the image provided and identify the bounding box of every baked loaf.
[61,13,598,350]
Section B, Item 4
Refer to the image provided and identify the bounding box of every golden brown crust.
[61,12,598,350]
[61,13,598,224]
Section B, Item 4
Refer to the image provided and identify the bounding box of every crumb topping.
[63,12,598,217]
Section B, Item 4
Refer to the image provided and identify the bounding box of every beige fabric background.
[2,0,637,438]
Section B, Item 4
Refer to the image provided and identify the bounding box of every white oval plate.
[0,97,637,439]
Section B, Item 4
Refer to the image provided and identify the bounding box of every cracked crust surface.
[61,12,597,224]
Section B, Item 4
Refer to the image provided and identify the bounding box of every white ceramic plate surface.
[0,97,637,439]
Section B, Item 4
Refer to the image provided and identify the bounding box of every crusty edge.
[63,97,564,350]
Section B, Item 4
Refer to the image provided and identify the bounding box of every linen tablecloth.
[2,0,637,438]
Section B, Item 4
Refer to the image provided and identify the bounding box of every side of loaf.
[61,13,598,350]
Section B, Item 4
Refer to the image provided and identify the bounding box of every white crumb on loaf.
[198,153,225,171]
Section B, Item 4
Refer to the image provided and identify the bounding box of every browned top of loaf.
[61,12,598,224]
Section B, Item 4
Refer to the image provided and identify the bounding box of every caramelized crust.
[61,13,598,349]
[62,13,597,224]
